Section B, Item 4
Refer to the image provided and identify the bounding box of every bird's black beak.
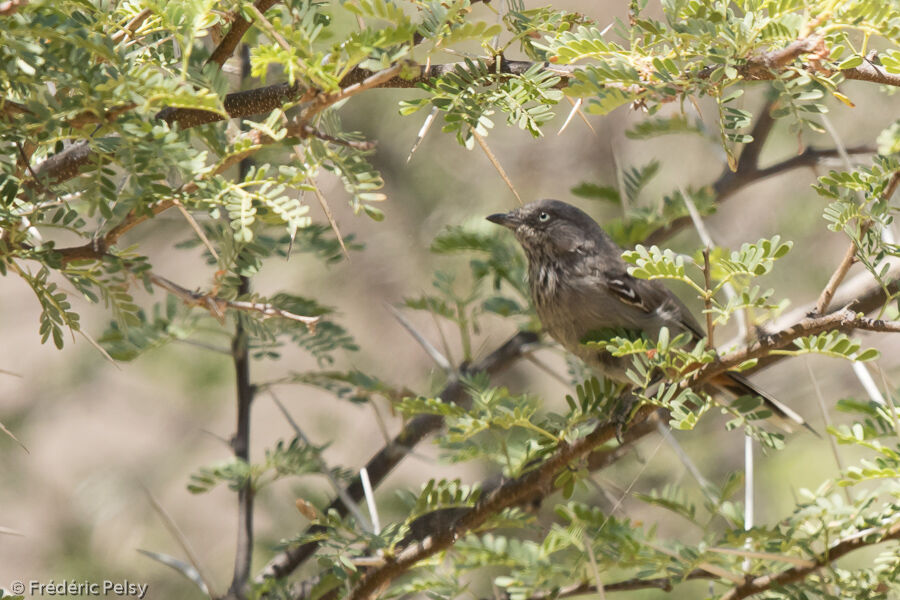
[486,211,520,229]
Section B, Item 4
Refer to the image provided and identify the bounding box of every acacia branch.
[227,275,255,599]
[207,0,282,68]
[720,518,900,600]
[816,170,900,315]
[267,272,900,590]
[28,39,895,194]
[255,330,539,582]
[345,403,660,600]
[695,308,900,384]
[518,570,713,599]
[645,141,875,246]
[147,272,319,328]
[342,298,900,599]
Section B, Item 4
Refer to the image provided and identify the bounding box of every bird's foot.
[611,393,639,444]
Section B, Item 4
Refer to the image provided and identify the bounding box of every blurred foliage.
[2,0,900,599]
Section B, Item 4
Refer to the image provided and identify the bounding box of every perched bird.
[487,198,807,431]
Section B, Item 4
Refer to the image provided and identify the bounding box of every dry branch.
[148,272,318,327]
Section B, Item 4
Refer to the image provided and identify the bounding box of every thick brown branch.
[720,519,900,600]
[157,81,305,128]
[346,403,659,600]
[207,0,282,68]
[338,59,578,89]
[696,309,900,384]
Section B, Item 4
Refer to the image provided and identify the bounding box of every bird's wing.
[603,270,706,340]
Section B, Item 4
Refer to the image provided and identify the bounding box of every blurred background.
[2,0,899,597]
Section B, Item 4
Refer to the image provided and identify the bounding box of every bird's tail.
[713,372,817,435]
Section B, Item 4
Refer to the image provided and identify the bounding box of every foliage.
[2,0,900,599]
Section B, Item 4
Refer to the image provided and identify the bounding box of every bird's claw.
[611,393,638,444]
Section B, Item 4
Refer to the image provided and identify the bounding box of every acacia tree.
[2,0,900,599]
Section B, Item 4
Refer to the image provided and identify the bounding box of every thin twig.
[111,8,152,43]
[148,272,319,327]
[308,181,349,260]
[172,198,219,261]
[473,129,522,205]
[269,390,372,531]
[804,359,850,502]
[387,304,452,373]
[702,247,714,345]
[144,488,219,598]
[207,0,282,68]
[815,225,869,316]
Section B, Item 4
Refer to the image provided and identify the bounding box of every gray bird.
[487,198,807,431]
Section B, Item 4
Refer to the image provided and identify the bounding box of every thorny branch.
[207,0,282,68]
[815,170,900,315]
[148,272,319,328]
[264,269,900,594]
[502,516,900,600]
[698,308,900,382]
[255,330,539,581]
[720,518,900,600]
[343,304,900,600]
[644,99,874,246]
[23,34,896,195]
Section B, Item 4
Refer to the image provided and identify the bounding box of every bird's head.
[487,199,609,258]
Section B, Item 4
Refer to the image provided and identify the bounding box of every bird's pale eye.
[538,212,551,222]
